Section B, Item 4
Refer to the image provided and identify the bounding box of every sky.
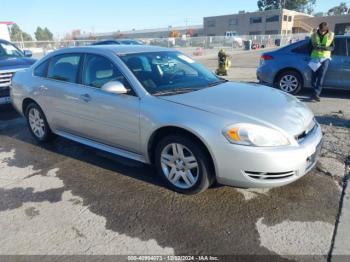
[1,0,347,37]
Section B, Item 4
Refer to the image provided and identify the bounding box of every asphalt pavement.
[0,50,349,261]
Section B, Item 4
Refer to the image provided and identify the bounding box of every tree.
[34,27,53,41]
[258,0,280,11]
[327,2,349,16]
[169,31,181,38]
[258,0,316,14]
[9,24,33,42]
[186,29,198,37]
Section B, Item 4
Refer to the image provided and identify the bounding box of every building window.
[229,18,238,27]
[288,16,292,22]
[249,31,262,35]
[250,17,262,24]
[207,20,216,27]
[283,15,288,21]
[266,15,279,23]
[265,30,279,35]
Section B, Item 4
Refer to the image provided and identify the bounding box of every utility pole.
[184,18,189,29]
[282,0,286,9]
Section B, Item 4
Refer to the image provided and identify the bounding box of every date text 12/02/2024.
[127,256,219,261]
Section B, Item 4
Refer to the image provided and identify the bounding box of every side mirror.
[23,50,33,57]
[101,81,128,95]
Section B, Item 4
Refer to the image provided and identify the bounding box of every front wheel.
[276,70,303,95]
[155,135,214,195]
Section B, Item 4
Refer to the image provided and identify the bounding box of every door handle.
[39,85,48,91]
[80,93,92,102]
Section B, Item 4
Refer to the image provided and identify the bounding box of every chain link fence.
[14,33,310,59]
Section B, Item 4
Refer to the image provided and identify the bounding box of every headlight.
[223,124,290,147]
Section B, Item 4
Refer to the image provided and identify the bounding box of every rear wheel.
[25,103,54,143]
[276,70,303,95]
[155,135,214,195]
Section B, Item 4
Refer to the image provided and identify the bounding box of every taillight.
[261,54,274,61]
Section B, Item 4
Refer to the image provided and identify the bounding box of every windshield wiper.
[153,88,202,96]
[207,79,228,87]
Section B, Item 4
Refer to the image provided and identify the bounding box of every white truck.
[225,31,243,48]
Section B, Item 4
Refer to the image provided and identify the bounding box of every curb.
[330,156,350,261]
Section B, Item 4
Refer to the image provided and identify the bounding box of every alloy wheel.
[279,74,299,93]
[160,143,199,189]
[28,108,46,139]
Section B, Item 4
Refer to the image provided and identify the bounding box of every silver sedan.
[10,45,323,194]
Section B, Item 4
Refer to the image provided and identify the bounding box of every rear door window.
[291,41,311,55]
[47,54,81,83]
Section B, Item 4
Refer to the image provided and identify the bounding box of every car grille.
[244,171,296,180]
[295,120,317,143]
[0,71,14,88]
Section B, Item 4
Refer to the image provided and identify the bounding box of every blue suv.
[0,39,36,105]
[257,35,350,94]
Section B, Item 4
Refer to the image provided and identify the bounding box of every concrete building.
[294,13,350,35]
[204,9,350,36]
[204,9,311,36]
[0,22,13,41]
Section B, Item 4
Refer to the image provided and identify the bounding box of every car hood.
[160,82,314,137]
[0,56,36,71]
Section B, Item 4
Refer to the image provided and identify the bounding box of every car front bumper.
[0,88,11,105]
[213,123,323,188]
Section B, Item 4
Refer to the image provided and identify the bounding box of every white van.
[225,31,243,48]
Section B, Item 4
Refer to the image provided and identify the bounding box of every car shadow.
[0,115,342,257]
[297,88,350,101]
[0,105,21,121]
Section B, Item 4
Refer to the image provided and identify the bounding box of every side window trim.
[81,52,137,96]
[77,53,85,85]
[33,59,50,78]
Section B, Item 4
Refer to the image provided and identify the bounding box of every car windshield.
[120,51,223,95]
[0,42,24,58]
[120,40,142,45]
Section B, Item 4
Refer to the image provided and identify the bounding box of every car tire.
[155,135,214,195]
[25,102,55,143]
[276,70,303,95]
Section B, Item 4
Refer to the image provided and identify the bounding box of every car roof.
[97,39,139,42]
[50,45,175,56]
[335,35,350,39]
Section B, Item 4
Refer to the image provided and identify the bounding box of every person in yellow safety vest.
[310,22,335,102]
[216,49,231,76]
